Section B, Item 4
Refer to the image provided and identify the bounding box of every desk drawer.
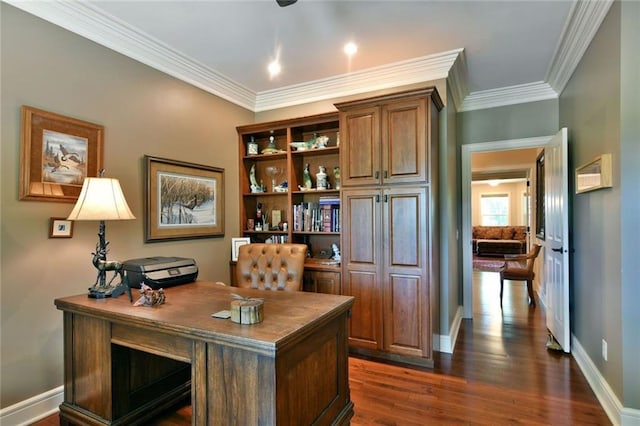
[112,323,192,362]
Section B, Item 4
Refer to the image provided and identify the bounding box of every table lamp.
[67,172,136,298]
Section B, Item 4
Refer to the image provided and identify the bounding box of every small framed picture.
[49,217,73,238]
[231,237,251,262]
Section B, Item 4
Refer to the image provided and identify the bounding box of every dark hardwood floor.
[32,271,610,425]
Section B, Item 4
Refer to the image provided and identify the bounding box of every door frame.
[461,136,553,319]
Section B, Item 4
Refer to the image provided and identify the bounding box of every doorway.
[461,136,552,319]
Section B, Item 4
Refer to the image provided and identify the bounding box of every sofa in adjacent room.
[472,225,527,257]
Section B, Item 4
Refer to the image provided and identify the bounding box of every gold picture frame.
[575,154,612,194]
[145,155,225,242]
[20,106,104,203]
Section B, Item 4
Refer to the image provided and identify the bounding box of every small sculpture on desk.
[90,242,129,299]
[331,243,341,263]
[302,163,313,190]
[134,283,165,307]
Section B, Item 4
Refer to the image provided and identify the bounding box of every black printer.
[123,256,198,289]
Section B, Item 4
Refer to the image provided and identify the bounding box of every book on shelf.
[293,201,340,233]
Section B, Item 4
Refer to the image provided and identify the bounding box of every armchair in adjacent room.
[499,244,542,307]
[235,243,307,291]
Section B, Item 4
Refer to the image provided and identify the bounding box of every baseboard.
[0,386,62,426]
[438,306,463,354]
[571,335,640,426]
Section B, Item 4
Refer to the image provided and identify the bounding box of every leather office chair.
[235,243,307,291]
[499,244,542,307]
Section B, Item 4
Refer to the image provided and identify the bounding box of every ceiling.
[7,0,613,112]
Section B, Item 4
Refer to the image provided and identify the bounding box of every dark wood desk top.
[55,281,353,355]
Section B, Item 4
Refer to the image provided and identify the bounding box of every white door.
[543,128,570,352]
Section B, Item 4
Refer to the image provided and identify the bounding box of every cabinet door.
[381,97,428,184]
[339,106,380,187]
[341,188,382,350]
[303,270,341,295]
[381,186,431,358]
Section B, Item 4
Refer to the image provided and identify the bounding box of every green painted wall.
[560,0,640,410]
[457,99,559,145]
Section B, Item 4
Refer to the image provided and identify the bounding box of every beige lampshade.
[67,177,136,221]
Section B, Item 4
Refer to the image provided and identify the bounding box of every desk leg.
[191,340,208,425]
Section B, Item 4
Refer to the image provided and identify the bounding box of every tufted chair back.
[235,243,307,291]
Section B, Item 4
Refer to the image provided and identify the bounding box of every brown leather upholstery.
[235,243,307,291]
[499,244,542,307]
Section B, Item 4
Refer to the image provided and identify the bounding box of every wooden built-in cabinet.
[336,87,442,367]
[339,92,434,187]
[236,113,342,295]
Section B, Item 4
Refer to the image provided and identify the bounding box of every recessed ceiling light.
[344,42,358,57]
[268,60,281,78]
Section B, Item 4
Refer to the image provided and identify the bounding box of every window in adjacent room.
[481,193,509,225]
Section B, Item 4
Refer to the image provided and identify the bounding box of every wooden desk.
[55,281,354,425]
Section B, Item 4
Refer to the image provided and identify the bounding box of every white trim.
[5,0,613,113]
[571,335,640,426]
[254,49,462,112]
[0,386,62,426]
[4,0,257,111]
[461,136,553,319]
[438,306,463,354]
[546,0,615,95]
[458,82,558,112]
[447,49,468,112]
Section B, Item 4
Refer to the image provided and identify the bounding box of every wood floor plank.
[31,271,610,425]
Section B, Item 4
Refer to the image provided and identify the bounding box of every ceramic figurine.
[331,243,341,263]
[249,164,262,193]
[333,166,341,189]
[316,165,327,190]
[302,163,312,189]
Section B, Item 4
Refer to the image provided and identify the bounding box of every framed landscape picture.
[145,155,225,242]
[20,106,103,203]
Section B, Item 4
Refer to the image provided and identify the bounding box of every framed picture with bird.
[20,106,104,203]
[144,155,225,242]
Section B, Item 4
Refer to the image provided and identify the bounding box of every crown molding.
[6,0,612,113]
[546,0,614,94]
[446,49,468,111]
[4,0,257,110]
[253,49,463,112]
[458,82,558,112]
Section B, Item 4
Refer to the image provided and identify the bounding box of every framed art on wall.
[20,106,104,203]
[49,217,74,238]
[575,154,612,194]
[145,155,225,242]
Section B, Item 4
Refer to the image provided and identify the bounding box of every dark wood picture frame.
[145,155,225,242]
[20,106,104,203]
[535,150,545,239]
[49,217,74,238]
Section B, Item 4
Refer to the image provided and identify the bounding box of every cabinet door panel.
[385,187,428,269]
[303,270,341,295]
[381,98,427,184]
[343,191,379,265]
[344,270,381,350]
[383,274,425,357]
[340,107,380,187]
[382,186,430,358]
[342,189,382,350]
